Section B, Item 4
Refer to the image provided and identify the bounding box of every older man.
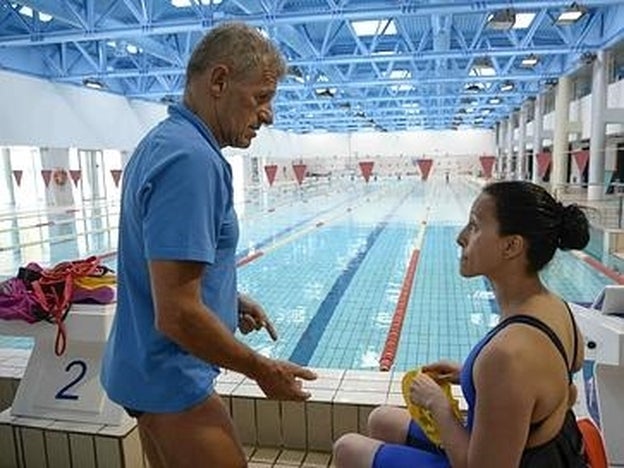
[101,22,316,468]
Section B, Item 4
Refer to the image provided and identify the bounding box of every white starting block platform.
[0,303,130,426]
[569,286,624,467]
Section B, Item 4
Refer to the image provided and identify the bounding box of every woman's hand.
[421,360,462,384]
[409,372,450,414]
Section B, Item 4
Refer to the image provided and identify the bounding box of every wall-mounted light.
[581,51,596,65]
[556,3,585,24]
[83,78,104,90]
[544,78,559,88]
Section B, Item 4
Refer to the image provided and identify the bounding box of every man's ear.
[208,64,229,96]
[502,234,524,259]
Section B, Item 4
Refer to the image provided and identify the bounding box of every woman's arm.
[422,360,462,385]
[464,341,535,468]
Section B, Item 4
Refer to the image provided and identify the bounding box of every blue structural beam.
[0,0,622,133]
[1,0,619,45]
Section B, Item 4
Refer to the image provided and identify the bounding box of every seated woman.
[333,180,589,468]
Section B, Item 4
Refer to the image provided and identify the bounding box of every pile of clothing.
[0,256,116,355]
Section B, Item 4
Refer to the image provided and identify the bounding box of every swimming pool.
[0,176,614,370]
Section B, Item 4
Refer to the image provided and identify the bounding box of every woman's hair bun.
[559,204,590,250]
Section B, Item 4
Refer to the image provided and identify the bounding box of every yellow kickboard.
[401,368,462,446]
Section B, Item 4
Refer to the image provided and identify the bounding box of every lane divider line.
[236,251,264,267]
[570,250,624,284]
[379,207,429,372]
[236,186,397,267]
[288,189,416,366]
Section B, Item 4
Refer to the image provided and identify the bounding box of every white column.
[518,103,528,180]
[551,76,571,194]
[532,94,544,183]
[121,150,132,168]
[88,150,105,199]
[1,147,16,206]
[495,122,502,177]
[40,147,74,206]
[588,50,608,201]
[506,115,514,180]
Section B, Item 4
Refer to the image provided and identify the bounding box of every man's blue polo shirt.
[101,104,239,413]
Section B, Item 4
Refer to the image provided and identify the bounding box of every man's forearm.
[158,302,265,379]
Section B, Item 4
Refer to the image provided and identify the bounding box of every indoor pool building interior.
[1,1,624,467]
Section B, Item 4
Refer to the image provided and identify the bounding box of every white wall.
[5,67,621,164]
[0,70,166,151]
[0,70,496,161]
[351,130,495,158]
[227,128,495,160]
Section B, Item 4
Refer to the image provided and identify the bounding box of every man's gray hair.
[186,22,287,84]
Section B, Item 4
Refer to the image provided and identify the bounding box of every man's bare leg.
[136,393,246,468]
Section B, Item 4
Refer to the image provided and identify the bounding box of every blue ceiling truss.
[0,0,623,133]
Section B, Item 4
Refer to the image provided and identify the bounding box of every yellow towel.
[74,273,116,289]
[401,368,462,446]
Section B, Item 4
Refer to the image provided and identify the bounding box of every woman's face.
[456,193,506,278]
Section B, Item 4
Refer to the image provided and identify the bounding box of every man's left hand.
[238,293,278,341]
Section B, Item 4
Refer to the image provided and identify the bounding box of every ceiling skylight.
[171,0,222,7]
[391,84,414,92]
[469,66,496,77]
[12,4,53,22]
[513,13,536,29]
[352,19,397,37]
[388,69,411,80]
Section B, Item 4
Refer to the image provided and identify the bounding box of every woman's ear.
[502,235,524,259]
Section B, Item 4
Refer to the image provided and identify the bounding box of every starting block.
[0,303,130,426]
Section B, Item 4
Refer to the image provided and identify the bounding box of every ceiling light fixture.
[315,88,336,98]
[556,3,585,24]
[521,54,539,67]
[465,83,484,93]
[83,78,104,90]
[472,57,493,69]
[160,95,177,104]
[581,51,596,64]
[500,81,514,92]
[487,9,516,30]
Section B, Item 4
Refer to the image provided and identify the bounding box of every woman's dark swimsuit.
[373,304,587,467]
